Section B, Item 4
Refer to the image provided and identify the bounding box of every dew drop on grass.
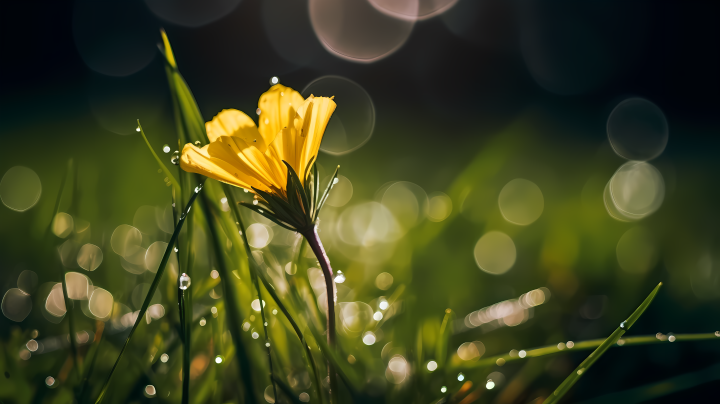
[179,273,191,290]
[171,151,180,165]
[162,144,170,153]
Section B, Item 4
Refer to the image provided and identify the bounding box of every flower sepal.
[239,160,339,232]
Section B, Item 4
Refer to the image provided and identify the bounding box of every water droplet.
[162,144,170,153]
[264,322,268,326]
[179,273,191,290]
[270,76,279,85]
[280,91,284,96]
[334,271,346,283]
[715,331,720,337]
[244,189,249,193]
[620,321,627,329]
[194,141,202,146]
[253,200,259,205]
[668,335,676,342]
[333,177,339,185]
[256,108,261,115]
[171,151,180,165]
[457,372,465,381]
[174,247,178,252]
[264,119,269,125]
[258,209,264,213]
[440,386,447,393]
[577,368,585,375]
[272,309,277,315]
[195,185,202,193]
[136,126,141,132]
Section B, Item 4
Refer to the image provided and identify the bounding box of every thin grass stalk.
[94,180,205,404]
[252,271,278,402]
[137,121,179,190]
[301,226,339,404]
[542,282,663,404]
[222,183,325,403]
[78,321,106,402]
[47,159,81,382]
[201,193,258,404]
[179,283,190,404]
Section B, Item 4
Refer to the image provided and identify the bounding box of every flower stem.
[302,226,339,404]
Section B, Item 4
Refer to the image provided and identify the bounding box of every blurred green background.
[1,0,719,403]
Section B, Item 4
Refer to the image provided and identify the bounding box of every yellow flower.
[180,84,336,199]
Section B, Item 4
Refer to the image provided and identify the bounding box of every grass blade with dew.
[251,261,278,402]
[93,180,205,404]
[542,282,663,404]
[47,159,81,382]
[137,120,180,190]
[179,274,190,404]
[222,182,326,403]
[201,193,259,404]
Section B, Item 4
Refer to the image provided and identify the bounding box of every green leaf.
[94,180,205,404]
[314,165,339,221]
[542,282,663,404]
[283,161,312,224]
[435,309,454,369]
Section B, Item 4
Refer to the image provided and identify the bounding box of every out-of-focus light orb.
[199,317,206,326]
[264,384,276,403]
[567,341,575,349]
[368,0,458,21]
[77,244,103,271]
[133,205,160,235]
[486,380,495,389]
[426,360,438,371]
[45,284,67,317]
[302,76,375,155]
[210,270,219,279]
[145,0,241,28]
[251,299,266,312]
[270,76,279,85]
[498,179,544,225]
[441,386,447,393]
[144,385,156,397]
[26,339,39,352]
[17,270,38,295]
[457,372,465,381]
[309,0,415,63]
[428,192,453,222]
[386,355,408,384]
[110,224,143,257]
[88,288,113,318]
[144,241,168,273]
[607,161,665,221]
[0,166,42,212]
[474,231,517,275]
[337,202,402,246]
[45,376,55,387]
[373,311,383,321]
[340,302,374,333]
[607,98,668,161]
[457,341,485,361]
[363,331,377,345]
[215,355,223,364]
[161,353,169,363]
[518,350,527,358]
[2,288,32,322]
[52,213,74,238]
[247,223,273,249]
[252,331,260,339]
[326,175,354,207]
[65,272,91,300]
[381,181,429,232]
[375,272,394,290]
[616,227,657,274]
[378,298,389,310]
[299,392,310,402]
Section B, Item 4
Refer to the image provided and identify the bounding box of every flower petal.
[258,84,305,145]
[205,109,267,152]
[180,143,271,192]
[296,96,336,179]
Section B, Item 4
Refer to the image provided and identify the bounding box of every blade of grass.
[221,183,325,404]
[137,120,180,190]
[49,159,81,382]
[252,263,278,402]
[179,280,190,404]
[94,180,205,404]
[78,321,106,402]
[542,282,663,404]
[201,193,259,404]
[436,309,454,369]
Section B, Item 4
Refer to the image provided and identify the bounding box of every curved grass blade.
[201,194,259,404]
[78,321,106,402]
[435,309,454,369]
[179,283,190,404]
[251,260,278,402]
[94,180,205,404]
[137,120,180,190]
[542,282,663,404]
[222,183,325,404]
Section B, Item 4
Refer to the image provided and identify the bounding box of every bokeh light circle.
[17,270,39,295]
[325,175,354,207]
[368,0,458,21]
[261,0,324,67]
[473,231,516,275]
[616,227,657,274]
[145,241,168,273]
[0,166,42,212]
[309,0,415,63]
[498,179,544,225]
[2,288,33,322]
[88,288,114,318]
[52,213,75,239]
[337,202,402,246]
[65,272,92,300]
[457,341,485,361]
[428,192,452,222]
[302,76,375,155]
[607,98,668,161]
[111,224,143,258]
[380,182,429,232]
[247,223,273,249]
[45,284,67,318]
[77,244,103,271]
[145,0,242,28]
[608,161,664,220]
